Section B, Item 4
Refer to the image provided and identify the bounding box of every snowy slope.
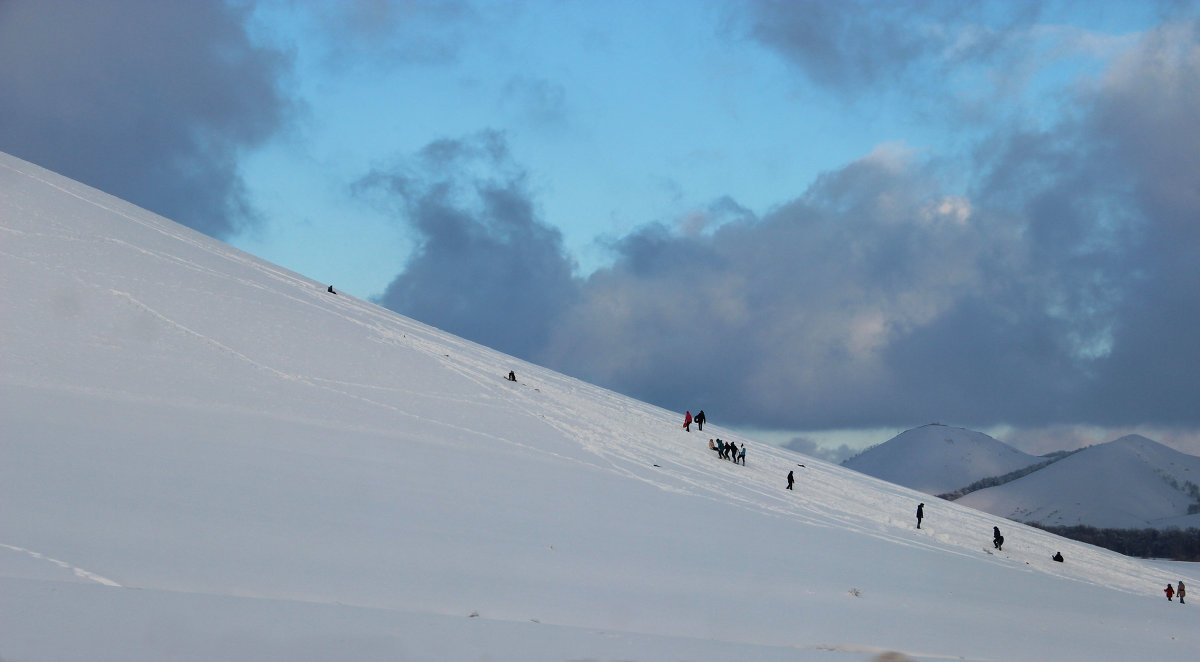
[842,423,1043,494]
[958,435,1200,530]
[1,151,1198,661]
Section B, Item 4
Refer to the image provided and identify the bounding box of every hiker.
[683,411,692,432]
[506,370,516,382]
[1178,581,1186,604]
[1052,552,1064,562]
[327,285,336,294]
[709,438,717,456]
[695,410,706,431]
[993,526,1004,551]
[916,503,924,529]
[787,470,794,490]
[737,444,746,465]
[1165,584,1175,601]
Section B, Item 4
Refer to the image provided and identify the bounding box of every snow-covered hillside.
[1,151,1197,661]
[842,423,1043,494]
[958,435,1200,530]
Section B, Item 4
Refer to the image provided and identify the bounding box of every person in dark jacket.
[695,410,706,431]
[916,503,924,529]
[993,526,1004,551]
[1052,552,1064,562]
[787,470,794,490]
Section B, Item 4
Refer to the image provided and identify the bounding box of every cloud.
[352,15,1200,440]
[356,131,580,360]
[0,0,291,238]
[531,18,1200,434]
[288,0,479,68]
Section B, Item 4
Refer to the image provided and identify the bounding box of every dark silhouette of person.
[695,410,706,431]
[1052,551,1064,562]
[327,285,336,294]
[993,526,1004,551]
[916,503,924,529]
[683,411,692,432]
[787,470,794,490]
[507,370,516,382]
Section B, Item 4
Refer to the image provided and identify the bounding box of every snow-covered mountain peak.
[841,423,1041,494]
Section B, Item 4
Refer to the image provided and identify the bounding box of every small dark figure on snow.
[1178,581,1186,604]
[916,503,924,529]
[695,410,706,431]
[737,444,746,465]
[993,526,1004,551]
[506,370,516,382]
[1165,584,1175,601]
[327,285,336,294]
[683,411,692,432]
[787,470,794,490]
[1052,551,1064,562]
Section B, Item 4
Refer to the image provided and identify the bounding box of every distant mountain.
[957,435,1200,530]
[842,423,1043,494]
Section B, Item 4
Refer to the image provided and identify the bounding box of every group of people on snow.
[709,438,745,465]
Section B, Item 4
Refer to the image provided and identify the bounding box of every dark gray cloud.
[357,14,1200,441]
[0,0,291,238]
[531,18,1200,434]
[357,131,580,360]
[739,0,1042,97]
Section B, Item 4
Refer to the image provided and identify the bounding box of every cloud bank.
[364,17,1200,439]
[0,0,291,237]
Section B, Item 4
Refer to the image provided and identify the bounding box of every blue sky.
[3,0,1199,458]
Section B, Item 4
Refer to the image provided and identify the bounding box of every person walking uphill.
[916,503,924,529]
[695,410,706,431]
[1165,583,1175,601]
[993,526,1004,551]
[787,470,794,490]
[683,411,692,432]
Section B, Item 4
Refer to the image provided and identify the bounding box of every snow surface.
[842,424,1042,495]
[958,435,1200,530]
[2,150,1198,661]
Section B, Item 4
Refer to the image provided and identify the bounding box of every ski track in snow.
[0,543,121,587]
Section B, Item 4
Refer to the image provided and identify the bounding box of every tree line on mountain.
[1027,524,1200,562]
[936,450,1080,501]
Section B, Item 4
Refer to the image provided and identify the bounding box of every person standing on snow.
[683,411,692,432]
[695,410,706,431]
[916,503,924,529]
[1178,581,1186,604]
[738,444,746,465]
[993,526,1004,551]
[1165,583,1175,601]
[787,470,794,490]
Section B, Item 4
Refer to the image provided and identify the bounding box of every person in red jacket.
[1165,583,1175,601]
[683,411,692,431]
